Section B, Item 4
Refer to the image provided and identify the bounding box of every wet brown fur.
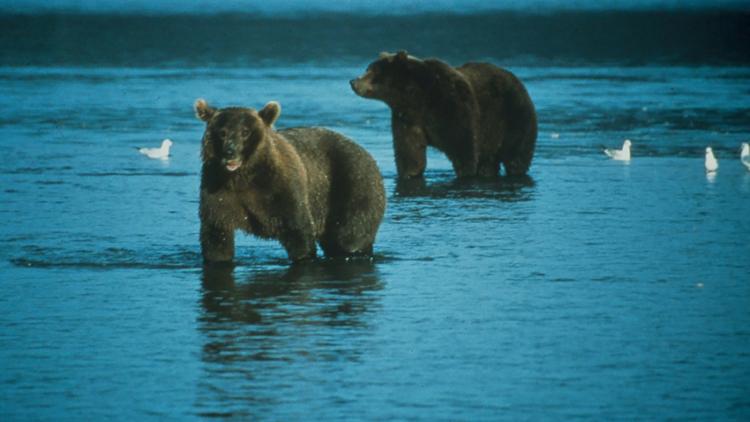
[351,51,537,179]
[195,99,386,264]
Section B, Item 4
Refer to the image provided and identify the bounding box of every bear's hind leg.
[502,145,534,176]
[320,225,375,258]
[320,240,373,258]
[477,156,501,178]
[445,134,479,178]
[320,242,373,258]
[320,216,377,259]
[319,240,343,258]
[503,157,531,176]
[501,121,537,176]
[452,159,479,178]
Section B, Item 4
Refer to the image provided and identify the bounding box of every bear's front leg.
[200,221,235,264]
[392,113,427,179]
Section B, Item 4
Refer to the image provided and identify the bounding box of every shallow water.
[1,61,750,420]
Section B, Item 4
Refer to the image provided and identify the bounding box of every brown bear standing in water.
[351,51,537,179]
[195,99,386,264]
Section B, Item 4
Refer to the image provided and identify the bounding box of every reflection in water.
[199,259,383,350]
[196,259,383,417]
[395,174,536,202]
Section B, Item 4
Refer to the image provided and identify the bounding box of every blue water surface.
[1,61,749,419]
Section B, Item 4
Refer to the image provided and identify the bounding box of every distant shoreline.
[3,0,750,16]
[1,10,748,66]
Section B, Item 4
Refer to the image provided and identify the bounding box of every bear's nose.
[349,79,357,88]
[223,144,237,158]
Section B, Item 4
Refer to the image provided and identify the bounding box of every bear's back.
[279,127,380,182]
[456,62,534,121]
[456,62,537,172]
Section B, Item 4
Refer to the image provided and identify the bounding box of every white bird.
[705,146,718,173]
[604,139,631,161]
[137,139,172,160]
[741,142,750,171]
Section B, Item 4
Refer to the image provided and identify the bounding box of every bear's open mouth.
[224,159,242,172]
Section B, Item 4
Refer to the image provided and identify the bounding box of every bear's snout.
[350,77,371,96]
[221,141,243,172]
[223,143,237,159]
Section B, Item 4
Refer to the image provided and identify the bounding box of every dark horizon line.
[1,7,749,18]
[2,9,748,67]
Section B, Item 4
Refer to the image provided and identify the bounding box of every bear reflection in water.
[200,259,383,328]
[394,172,536,202]
[197,259,382,413]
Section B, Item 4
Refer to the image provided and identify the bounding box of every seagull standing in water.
[604,139,631,161]
[137,139,173,160]
[741,142,750,171]
[705,146,718,173]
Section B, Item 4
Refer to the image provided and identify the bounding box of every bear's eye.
[218,128,228,138]
[241,129,250,138]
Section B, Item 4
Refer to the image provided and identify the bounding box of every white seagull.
[741,142,750,171]
[137,139,172,160]
[705,146,718,173]
[604,139,631,161]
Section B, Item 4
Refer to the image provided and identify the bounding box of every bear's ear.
[259,101,281,127]
[194,99,216,122]
[396,50,409,61]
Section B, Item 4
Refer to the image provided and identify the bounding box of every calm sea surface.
[1,12,750,421]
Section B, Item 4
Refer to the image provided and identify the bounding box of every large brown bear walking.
[351,51,537,179]
[195,99,386,264]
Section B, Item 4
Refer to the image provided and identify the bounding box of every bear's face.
[195,99,280,172]
[350,51,414,104]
